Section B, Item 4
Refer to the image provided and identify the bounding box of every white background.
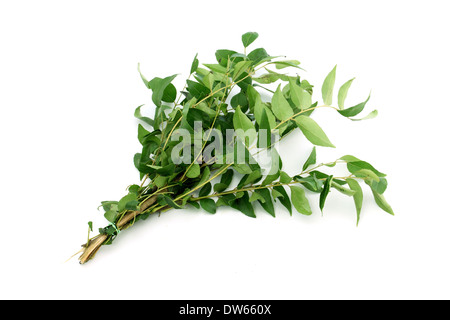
[1,0,449,300]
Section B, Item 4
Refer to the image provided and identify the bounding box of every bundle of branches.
[78,32,393,264]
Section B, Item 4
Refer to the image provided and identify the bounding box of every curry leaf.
[242,32,259,48]
[294,116,335,148]
[290,186,312,215]
[321,65,336,105]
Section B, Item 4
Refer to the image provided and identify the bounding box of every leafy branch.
[77,32,393,264]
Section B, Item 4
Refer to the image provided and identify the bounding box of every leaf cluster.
[89,32,393,249]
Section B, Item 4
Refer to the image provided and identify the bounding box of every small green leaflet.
[338,94,371,118]
[148,74,178,107]
[233,106,256,146]
[290,186,312,215]
[233,61,252,81]
[319,175,332,213]
[350,110,378,121]
[294,116,335,148]
[249,191,265,203]
[134,105,154,128]
[289,78,312,110]
[337,78,355,109]
[331,181,355,196]
[199,182,212,197]
[271,85,294,121]
[272,185,292,216]
[346,178,363,226]
[354,169,380,182]
[254,98,276,129]
[255,188,275,217]
[247,48,269,64]
[257,108,272,148]
[347,160,386,177]
[200,198,216,214]
[190,53,199,75]
[186,163,201,178]
[118,193,138,212]
[321,65,336,106]
[302,147,316,171]
[231,191,256,218]
[214,169,234,193]
[196,166,211,189]
[371,190,395,216]
[163,195,182,209]
[368,177,388,194]
[279,171,292,184]
[274,60,301,69]
[242,32,259,48]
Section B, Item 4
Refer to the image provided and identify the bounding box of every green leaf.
[290,186,312,215]
[274,60,301,69]
[261,170,280,186]
[231,191,256,218]
[199,182,212,197]
[137,63,149,87]
[215,49,239,67]
[186,163,201,178]
[254,98,276,128]
[203,63,228,74]
[272,85,294,121]
[197,166,211,188]
[338,94,371,118]
[134,105,154,128]
[118,193,138,212]
[213,169,234,193]
[249,191,265,203]
[88,221,93,232]
[337,78,355,109]
[148,74,178,107]
[350,110,378,121]
[346,178,363,226]
[302,147,316,171]
[372,190,394,216]
[272,185,292,216]
[279,171,292,184]
[257,108,272,148]
[294,115,335,148]
[186,80,210,100]
[321,65,336,105]
[255,188,275,217]
[331,181,355,196]
[233,61,252,81]
[230,91,248,110]
[104,210,119,223]
[190,53,199,74]
[233,106,256,146]
[340,155,361,162]
[200,198,216,214]
[163,195,182,209]
[247,48,269,64]
[294,174,323,193]
[354,169,380,182]
[153,163,176,176]
[216,194,236,207]
[347,161,386,177]
[289,78,311,110]
[242,32,259,48]
[253,73,280,84]
[368,177,388,194]
[319,175,333,213]
[233,163,253,174]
